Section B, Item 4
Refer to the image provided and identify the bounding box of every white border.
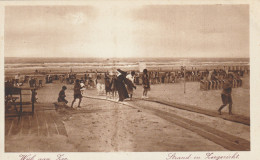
[0,1,259,160]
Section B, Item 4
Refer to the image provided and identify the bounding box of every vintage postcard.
[0,0,259,160]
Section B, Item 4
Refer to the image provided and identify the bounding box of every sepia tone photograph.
[3,3,251,154]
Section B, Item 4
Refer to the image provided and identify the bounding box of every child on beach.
[142,69,150,99]
[80,80,85,95]
[126,71,136,100]
[110,74,117,99]
[58,86,68,104]
[105,75,112,98]
[71,79,82,108]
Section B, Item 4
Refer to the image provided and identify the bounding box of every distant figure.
[58,86,68,104]
[105,75,112,98]
[29,78,36,88]
[15,73,23,86]
[39,80,43,88]
[48,75,52,83]
[96,75,105,95]
[110,74,118,99]
[71,79,82,108]
[115,69,129,101]
[80,80,85,95]
[15,73,20,84]
[218,74,233,115]
[142,69,150,99]
[60,75,64,83]
[126,71,136,100]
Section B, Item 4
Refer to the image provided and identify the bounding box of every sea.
[4,57,249,75]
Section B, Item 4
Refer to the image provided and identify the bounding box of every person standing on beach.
[58,86,68,104]
[126,71,137,100]
[15,73,22,86]
[80,80,85,95]
[71,79,82,108]
[142,69,150,99]
[96,75,104,95]
[110,74,118,99]
[105,74,112,98]
[115,69,129,101]
[218,74,233,115]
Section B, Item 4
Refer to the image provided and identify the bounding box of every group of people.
[57,68,235,115]
[57,68,234,115]
[5,67,239,116]
[57,68,151,108]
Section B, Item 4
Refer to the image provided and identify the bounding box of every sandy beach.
[5,74,250,152]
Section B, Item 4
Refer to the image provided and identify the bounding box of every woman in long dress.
[115,69,129,101]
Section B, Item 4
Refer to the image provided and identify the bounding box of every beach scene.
[4,4,250,152]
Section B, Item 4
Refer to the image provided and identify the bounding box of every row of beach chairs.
[200,79,242,91]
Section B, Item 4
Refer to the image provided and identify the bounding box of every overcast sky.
[4,5,249,58]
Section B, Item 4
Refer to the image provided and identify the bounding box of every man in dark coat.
[115,69,129,101]
[218,74,233,115]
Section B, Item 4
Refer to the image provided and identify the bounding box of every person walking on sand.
[71,79,82,108]
[126,71,136,100]
[58,86,68,104]
[142,69,150,99]
[115,69,129,102]
[218,74,233,115]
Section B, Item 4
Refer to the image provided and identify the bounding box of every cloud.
[4,5,249,58]
[129,5,249,57]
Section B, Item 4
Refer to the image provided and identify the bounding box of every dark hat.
[117,69,127,75]
[62,86,67,90]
